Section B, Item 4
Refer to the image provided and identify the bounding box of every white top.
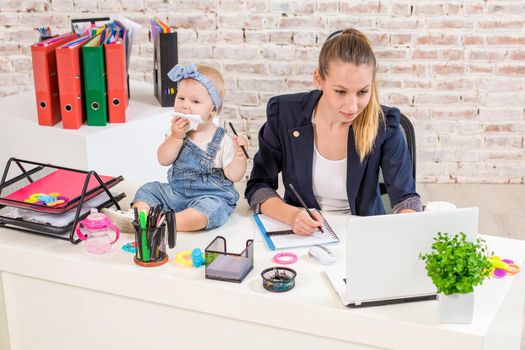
[166,128,235,168]
[189,135,235,168]
[312,144,351,214]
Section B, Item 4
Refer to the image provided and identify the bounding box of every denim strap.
[205,127,225,159]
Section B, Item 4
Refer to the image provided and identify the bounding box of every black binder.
[153,32,178,107]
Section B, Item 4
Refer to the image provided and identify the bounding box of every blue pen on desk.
[288,183,324,233]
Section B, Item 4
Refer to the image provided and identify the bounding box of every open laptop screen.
[327,207,479,308]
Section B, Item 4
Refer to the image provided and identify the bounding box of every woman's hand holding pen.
[290,208,325,236]
[170,116,189,139]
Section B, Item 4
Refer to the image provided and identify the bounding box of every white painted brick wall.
[0,0,524,184]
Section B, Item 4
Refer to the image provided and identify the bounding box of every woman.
[245,28,422,235]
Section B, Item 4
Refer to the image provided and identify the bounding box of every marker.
[139,210,150,261]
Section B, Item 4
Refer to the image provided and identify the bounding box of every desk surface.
[0,204,524,350]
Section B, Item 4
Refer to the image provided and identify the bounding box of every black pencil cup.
[133,222,168,267]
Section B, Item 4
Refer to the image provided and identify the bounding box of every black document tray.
[0,158,126,244]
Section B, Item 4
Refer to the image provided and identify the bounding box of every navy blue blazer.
[245,90,420,216]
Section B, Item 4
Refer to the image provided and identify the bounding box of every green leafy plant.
[420,232,493,295]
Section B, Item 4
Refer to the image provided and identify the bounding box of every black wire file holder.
[205,236,254,283]
[0,158,125,244]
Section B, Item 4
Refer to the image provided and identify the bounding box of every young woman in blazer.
[245,28,422,235]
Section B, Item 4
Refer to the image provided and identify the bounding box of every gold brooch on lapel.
[293,131,300,138]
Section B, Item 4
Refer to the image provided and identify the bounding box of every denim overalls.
[134,127,239,229]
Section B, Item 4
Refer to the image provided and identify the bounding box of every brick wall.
[0,1,524,183]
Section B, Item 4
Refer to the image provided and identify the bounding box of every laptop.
[326,207,479,308]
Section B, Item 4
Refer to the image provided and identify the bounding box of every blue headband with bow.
[167,63,222,111]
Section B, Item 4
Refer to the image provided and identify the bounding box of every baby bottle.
[76,209,120,254]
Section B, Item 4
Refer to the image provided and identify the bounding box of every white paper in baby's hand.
[171,112,220,133]
[172,112,204,132]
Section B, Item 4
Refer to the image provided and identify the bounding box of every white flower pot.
[438,292,474,324]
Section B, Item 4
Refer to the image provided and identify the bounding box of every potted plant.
[420,232,493,323]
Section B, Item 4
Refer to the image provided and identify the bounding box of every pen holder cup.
[132,222,168,267]
[261,267,297,293]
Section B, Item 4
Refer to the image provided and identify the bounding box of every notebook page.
[255,213,338,249]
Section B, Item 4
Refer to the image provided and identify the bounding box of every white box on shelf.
[0,81,173,185]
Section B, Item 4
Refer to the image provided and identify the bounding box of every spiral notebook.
[253,212,339,250]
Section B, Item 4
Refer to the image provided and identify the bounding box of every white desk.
[0,81,172,184]
[0,196,524,350]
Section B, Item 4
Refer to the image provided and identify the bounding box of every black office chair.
[379,113,416,214]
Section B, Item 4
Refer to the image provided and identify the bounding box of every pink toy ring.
[273,252,298,265]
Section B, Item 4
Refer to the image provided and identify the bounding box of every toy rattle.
[176,248,205,267]
[489,256,520,278]
[24,192,69,207]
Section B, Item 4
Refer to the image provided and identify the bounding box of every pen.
[288,183,324,233]
[139,210,150,261]
[132,221,142,260]
[149,228,159,260]
[228,122,250,159]
[153,205,162,226]
[151,206,158,227]
[156,212,165,227]
[147,206,152,228]
[166,210,176,249]
[133,207,139,223]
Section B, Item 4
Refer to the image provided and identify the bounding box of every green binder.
[82,34,107,126]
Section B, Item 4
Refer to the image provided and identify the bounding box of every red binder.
[104,30,128,123]
[56,36,91,129]
[30,33,79,126]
